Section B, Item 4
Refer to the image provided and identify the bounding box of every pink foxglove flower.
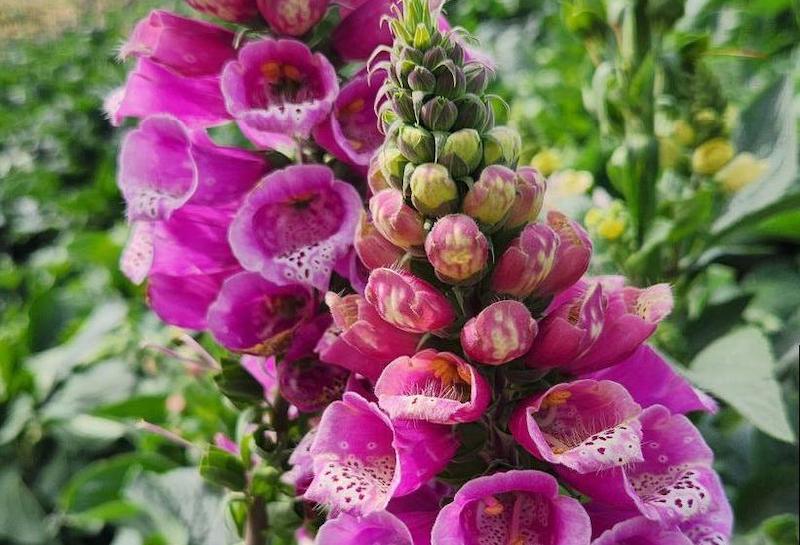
[461,300,537,366]
[120,10,236,77]
[504,166,547,231]
[258,0,329,36]
[314,71,386,170]
[229,164,361,291]
[490,222,559,298]
[462,164,517,227]
[206,271,315,354]
[185,0,259,22]
[374,349,490,424]
[331,0,396,61]
[221,38,338,150]
[118,116,267,221]
[431,470,591,545]
[509,379,644,473]
[425,214,489,284]
[354,212,405,270]
[369,189,427,251]
[305,392,457,515]
[584,345,718,414]
[365,268,456,333]
[106,59,230,128]
[316,511,415,545]
[525,282,605,369]
[284,427,317,493]
[563,276,673,373]
[241,355,278,400]
[536,210,593,295]
[560,405,730,528]
[317,292,420,380]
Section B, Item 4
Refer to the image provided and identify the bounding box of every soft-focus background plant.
[0,0,797,544]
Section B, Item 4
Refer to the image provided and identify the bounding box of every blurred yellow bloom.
[659,137,681,169]
[692,138,735,175]
[672,120,695,146]
[715,152,767,193]
[530,149,562,176]
[693,108,718,127]
[584,203,627,241]
[597,217,626,240]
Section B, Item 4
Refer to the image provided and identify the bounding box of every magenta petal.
[431,470,591,545]
[120,10,236,76]
[185,0,259,22]
[584,345,718,414]
[316,511,414,545]
[221,38,338,149]
[388,483,449,545]
[332,0,394,61]
[118,116,266,221]
[375,349,491,424]
[313,71,386,169]
[510,379,643,473]
[241,355,278,399]
[106,59,229,128]
[537,210,593,296]
[284,427,317,493]
[214,433,240,455]
[258,0,329,36]
[278,357,349,413]
[229,165,362,291]
[147,270,231,330]
[391,419,458,496]
[461,300,537,366]
[206,271,315,353]
[593,516,692,545]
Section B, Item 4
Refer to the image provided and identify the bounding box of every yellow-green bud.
[530,148,562,176]
[438,129,483,178]
[482,126,522,168]
[692,137,734,175]
[397,124,435,164]
[378,145,409,189]
[409,163,459,217]
[714,152,767,193]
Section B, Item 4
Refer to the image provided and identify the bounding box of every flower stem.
[244,495,267,545]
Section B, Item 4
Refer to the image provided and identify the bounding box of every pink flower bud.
[504,166,547,230]
[424,214,489,284]
[490,223,559,298]
[462,165,517,226]
[369,189,427,251]
[258,0,329,36]
[365,268,456,334]
[185,0,259,22]
[461,300,538,366]
[536,210,592,295]
[355,212,405,270]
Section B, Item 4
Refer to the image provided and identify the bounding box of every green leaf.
[125,467,234,545]
[712,77,799,238]
[213,357,265,409]
[686,327,795,443]
[93,394,169,423]
[0,394,34,445]
[756,208,800,241]
[0,468,49,544]
[199,445,248,491]
[734,514,799,545]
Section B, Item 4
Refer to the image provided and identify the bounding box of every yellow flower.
[692,138,735,175]
[659,137,681,169]
[585,202,627,241]
[530,148,562,176]
[597,217,626,240]
[672,120,695,146]
[715,152,768,193]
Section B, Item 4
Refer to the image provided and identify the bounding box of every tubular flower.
[536,210,593,295]
[461,300,538,366]
[431,470,592,545]
[490,222,560,298]
[510,379,644,473]
[221,38,338,150]
[365,268,456,333]
[370,189,428,251]
[185,0,259,22]
[229,165,362,291]
[425,214,489,284]
[354,212,406,270]
[375,349,490,424]
[305,393,457,515]
[504,166,547,231]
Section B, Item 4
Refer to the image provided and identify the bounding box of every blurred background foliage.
[0,0,797,544]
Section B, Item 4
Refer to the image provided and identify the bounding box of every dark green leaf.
[199,445,248,491]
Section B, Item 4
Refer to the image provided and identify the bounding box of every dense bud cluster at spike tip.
[110,0,733,543]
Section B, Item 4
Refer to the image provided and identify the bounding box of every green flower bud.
[420,97,457,132]
[413,22,432,49]
[439,128,483,178]
[482,126,522,168]
[409,163,459,216]
[422,46,447,69]
[397,124,435,164]
[408,66,436,94]
[391,91,416,123]
[449,42,465,65]
[452,94,488,131]
[464,63,490,95]
[433,63,467,99]
[378,145,408,189]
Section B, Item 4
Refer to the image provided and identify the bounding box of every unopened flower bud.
[452,94,488,132]
[410,163,458,216]
[425,214,489,284]
[408,66,436,94]
[464,63,490,94]
[422,46,447,68]
[491,223,559,298]
[504,167,547,230]
[397,124,435,164]
[463,165,517,226]
[714,152,767,193]
[420,97,457,132]
[692,137,734,175]
[439,128,483,178]
[258,0,328,36]
[378,145,408,189]
[355,212,405,270]
[369,189,427,250]
[482,126,522,168]
[536,211,592,295]
[449,41,466,65]
[391,91,416,123]
[461,300,538,366]
[433,63,467,99]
